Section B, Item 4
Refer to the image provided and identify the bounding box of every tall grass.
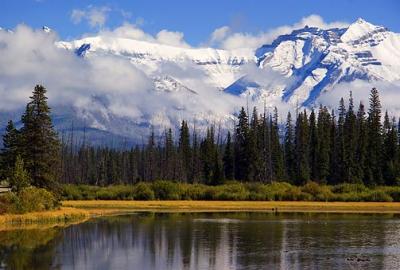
[61,181,400,202]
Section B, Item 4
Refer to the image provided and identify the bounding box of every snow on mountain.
[57,36,253,90]
[231,18,400,106]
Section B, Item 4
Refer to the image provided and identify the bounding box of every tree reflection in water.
[0,212,397,269]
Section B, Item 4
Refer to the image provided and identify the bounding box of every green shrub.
[247,183,274,201]
[363,191,393,202]
[152,181,182,200]
[332,183,369,194]
[182,184,208,200]
[134,183,155,200]
[62,184,84,200]
[302,181,334,201]
[213,182,249,200]
[0,187,59,214]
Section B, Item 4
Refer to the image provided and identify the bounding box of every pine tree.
[234,107,250,180]
[19,85,60,191]
[248,107,262,181]
[308,109,318,181]
[355,102,367,183]
[316,106,331,183]
[284,112,295,183]
[335,97,346,182]
[343,92,358,182]
[271,107,285,181]
[382,116,399,185]
[178,120,191,182]
[223,131,234,180]
[294,110,310,184]
[9,155,31,192]
[1,120,20,180]
[366,87,383,185]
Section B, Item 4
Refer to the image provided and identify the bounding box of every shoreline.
[3,200,400,227]
[64,200,400,214]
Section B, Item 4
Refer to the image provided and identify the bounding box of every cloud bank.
[0,25,251,138]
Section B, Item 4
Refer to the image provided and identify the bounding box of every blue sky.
[1,0,400,45]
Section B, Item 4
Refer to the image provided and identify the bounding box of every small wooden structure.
[0,186,11,194]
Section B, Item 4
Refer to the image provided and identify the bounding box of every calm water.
[1,212,400,269]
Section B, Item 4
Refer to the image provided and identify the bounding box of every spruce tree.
[178,120,191,182]
[9,155,31,192]
[223,131,234,180]
[355,102,367,183]
[294,111,310,184]
[343,92,358,182]
[308,109,318,181]
[234,107,250,181]
[271,107,285,181]
[366,87,383,185]
[19,85,60,191]
[284,112,295,183]
[1,120,20,180]
[382,116,399,185]
[316,106,331,183]
[335,97,346,182]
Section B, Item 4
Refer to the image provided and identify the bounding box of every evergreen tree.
[308,109,318,181]
[1,120,20,180]
[343,92,358,182]
[382,116,399,185]
[19,85,60,191]
[271,107,285,181]
[223,131,234,180]
[355,102,368,182]
[178,120,191,182]
[284,112,295,183]
[366,88,383,185]
[334,97,346,182]
[9,155,31,192]
[234,107,250,180]
[248,107,262,181]
[294,111,310,184]
[316,106,331,183]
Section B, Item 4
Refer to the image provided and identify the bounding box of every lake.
[1,212,400,269]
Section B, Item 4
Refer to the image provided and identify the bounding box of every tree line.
[55,88,400,187]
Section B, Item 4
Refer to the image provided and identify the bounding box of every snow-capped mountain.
[57,37,253,90]
[229,18,400,106]
[58,18,400,110]
[2,18,400,144]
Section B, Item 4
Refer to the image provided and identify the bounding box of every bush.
[363,191,393,202]
[213,182,249,200]
[0,187,59,214]
[247,183,274,201]
[63,184,84,200]
[152,181,182,200]
[134,183,155,200]
[181,184,208,200]
[332,183,369,194]
[302,181,334,201]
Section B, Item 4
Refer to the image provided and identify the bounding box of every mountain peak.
[341,18,386,43]
[42,26,52,33]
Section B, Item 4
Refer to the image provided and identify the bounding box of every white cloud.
[209,26,231,45]
[317,80,400,116]
[212,14,349,50]
[70,9,86,24]
[71,6,111,28]
[156,30,190,48]
[0,25,249,138]
[96,23,191,48]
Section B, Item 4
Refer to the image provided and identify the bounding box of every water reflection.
[1,212,400,269]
